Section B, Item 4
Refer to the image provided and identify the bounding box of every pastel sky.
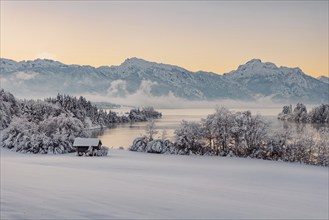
[1,1,328,77]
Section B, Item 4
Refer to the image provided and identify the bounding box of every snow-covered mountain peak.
[1,58,18,65]
[1,58,18,66]
[120,57,155,68]
[291,67,303,75]
[242,59,278,70]
[245,58,262,65]
[229,59,315,79]
[318,76,329,84]
[1,58,20,72]
[227,59,280,78]
[0,58,65,70]
[279,66,305,76]
[119,57,189,74]
[19,58,64,68]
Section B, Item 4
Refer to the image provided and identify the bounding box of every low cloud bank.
[82,80,283,110]
[15,71,39,80]
[2,78,292,111]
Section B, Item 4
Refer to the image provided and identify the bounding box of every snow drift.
[1,148,328,219]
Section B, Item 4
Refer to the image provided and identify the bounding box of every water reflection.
[279,120,329,133]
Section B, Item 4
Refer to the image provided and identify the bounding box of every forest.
[0,89,161,154]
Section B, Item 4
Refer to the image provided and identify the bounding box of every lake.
[93,107,289,149]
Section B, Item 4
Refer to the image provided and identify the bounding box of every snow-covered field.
[1,148,328,219]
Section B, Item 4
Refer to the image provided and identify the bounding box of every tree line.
[130,107,328,166]
[278,103,329,123]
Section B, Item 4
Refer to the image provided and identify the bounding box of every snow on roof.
[73,138,102,147]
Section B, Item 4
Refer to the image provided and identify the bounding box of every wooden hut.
[73,138,102,156]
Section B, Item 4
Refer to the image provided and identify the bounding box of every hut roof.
[73,138,102,147]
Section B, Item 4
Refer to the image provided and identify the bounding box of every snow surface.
[1,148,328,219]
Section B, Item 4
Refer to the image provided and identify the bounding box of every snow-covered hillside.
[1,57,327,103]
[1,148,328,219]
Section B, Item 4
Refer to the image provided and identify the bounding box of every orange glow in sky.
[1,1,328,77]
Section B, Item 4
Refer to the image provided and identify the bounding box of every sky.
[0,1,328,77]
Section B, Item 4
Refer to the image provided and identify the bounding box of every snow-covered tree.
[278,103,329,124]
[207,107,233,155]
[293,103,308,122]
[282,105,293,114]
[130,136,149,152]
[243,113,269,156]
[201,115,215,151]
[174,120,204,155]
[0,89,21,129]
[315,127,329,166]
[45,94,162,127]
[308,104,329,123]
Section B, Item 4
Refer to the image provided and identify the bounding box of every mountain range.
[0,57,328,104]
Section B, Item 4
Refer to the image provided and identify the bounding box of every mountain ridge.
[0,57,318,78]
[0,57,328,104]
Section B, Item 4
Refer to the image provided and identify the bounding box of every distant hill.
[1,57,328,104]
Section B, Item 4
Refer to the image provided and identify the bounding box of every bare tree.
[145,120,158,141]
[160,129,168,140]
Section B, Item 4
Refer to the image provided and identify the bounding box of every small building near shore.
[73,138,102,156]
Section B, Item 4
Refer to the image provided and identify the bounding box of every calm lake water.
[93,107,289,149]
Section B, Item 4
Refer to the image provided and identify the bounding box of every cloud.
[106,80,158,99]
[137,80,157,95]
[15,71,39,80]
[105,80,170,107]
[107,80,128,97]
